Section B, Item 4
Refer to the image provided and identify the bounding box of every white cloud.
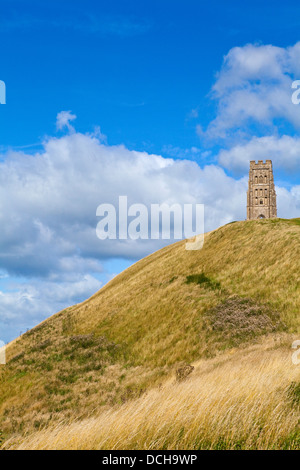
[0,132,248,275]
[56,110,77,133]
[201,42,300,140]
[277,185,300,219]
[218,135,300,174]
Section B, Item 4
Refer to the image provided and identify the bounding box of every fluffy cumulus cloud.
[199,42,300,141]
[218,135,300,174]
[193,41,300,179]
[0,130,247,278]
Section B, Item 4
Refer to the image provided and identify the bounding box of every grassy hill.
[1,218,300,449]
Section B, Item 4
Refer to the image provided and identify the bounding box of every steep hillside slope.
[7,339,300,450]
[1,218,300,448]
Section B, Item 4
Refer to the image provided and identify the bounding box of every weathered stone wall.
[247,160,277,220]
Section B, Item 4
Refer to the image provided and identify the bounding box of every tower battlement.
[247,160,277,220]
[249,160,273,166]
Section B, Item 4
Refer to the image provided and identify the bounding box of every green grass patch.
[186,273,221,290]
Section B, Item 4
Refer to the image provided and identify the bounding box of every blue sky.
[1,0,300,342]
[2,0,300,155]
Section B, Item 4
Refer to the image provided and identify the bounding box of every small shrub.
[203,296,283,348]
[176,364,194,381]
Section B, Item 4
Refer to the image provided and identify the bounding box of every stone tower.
[247,160,277,220]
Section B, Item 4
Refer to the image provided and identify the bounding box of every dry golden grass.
[5,336,300,450]
[1,218,300,448]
